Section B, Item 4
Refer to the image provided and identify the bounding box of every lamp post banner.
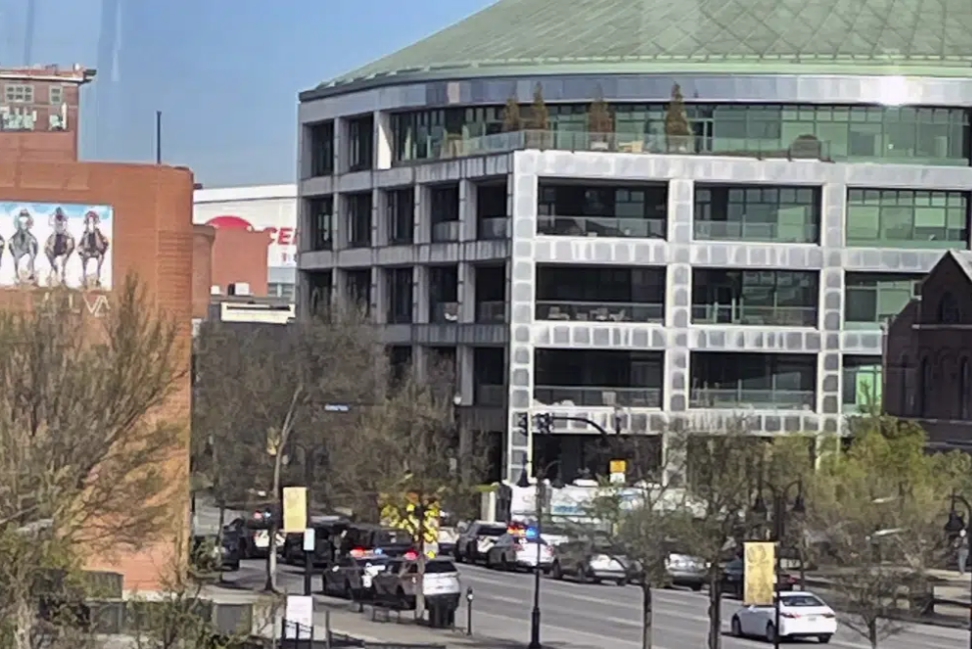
[743,541,776,606]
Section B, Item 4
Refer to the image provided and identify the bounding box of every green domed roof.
[323,0,972,89]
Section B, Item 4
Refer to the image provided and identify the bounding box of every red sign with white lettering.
[205,215,298,266]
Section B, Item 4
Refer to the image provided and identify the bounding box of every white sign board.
[284,595,313,639]
[303,527,316,552]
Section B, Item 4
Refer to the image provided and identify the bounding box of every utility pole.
[155,111,162,164]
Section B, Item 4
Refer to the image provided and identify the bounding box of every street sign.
[609,459,626,484]
[303,527,316,552]
[284,595,313,639]
[324,403,350,412]
[743,541,776,606]
[282,486,307,533]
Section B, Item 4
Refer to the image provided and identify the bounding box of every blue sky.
[2,0,493,187]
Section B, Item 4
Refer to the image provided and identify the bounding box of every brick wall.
[0,159,194,590]
[211,228,270,296]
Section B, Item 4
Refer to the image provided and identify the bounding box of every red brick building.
[883,250,972,444]
[0,64,94,163]
[1,159,194,590]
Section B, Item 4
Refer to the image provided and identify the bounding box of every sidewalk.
[200,586,521,649]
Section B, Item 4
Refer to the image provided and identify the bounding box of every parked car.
[730,591,837,643]
[550,538,639,585]
[322,554,391,600]
[224,517,285,559]
[485,532,554,572]
[662,550,707,591]
[281,515,351,566]
[455,521,508,563]
[373,558,462,614]
[340,523,414,559]
[720,556,797,598]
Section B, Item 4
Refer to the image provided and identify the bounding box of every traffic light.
[515,411,530,437]
[534,412,553,435]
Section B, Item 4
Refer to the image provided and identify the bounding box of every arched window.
[938,292,960,324]
[919,358,933,416]
[962,359,970,420]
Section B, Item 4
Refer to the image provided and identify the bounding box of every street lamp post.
[511,410,614,649]
[517,461,563,649]
[752,479,805,649]
[944,490,972,649]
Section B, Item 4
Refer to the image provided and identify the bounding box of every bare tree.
[330,358,486,620]
[0,276,186,649]
[190,322,268,570]
[191,307,387,592]
[582,433,690,649]
[805,416,970,648]
[673,420,781,649]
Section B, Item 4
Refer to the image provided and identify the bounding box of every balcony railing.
[538,215,666,239]
[475,384,506,406]
[478,217,509,240]
[476,301,507,323]
[691,304,817,327]
[409,130,832,163]
[694,221,819,244]
[689,388,816,410]
[432,221,459,242]
[430,301,459,323]
[534,386,663,408]
[537,301,664,323]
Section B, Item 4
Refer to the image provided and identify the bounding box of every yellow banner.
[743,541,775,606]
[282,486,307,533]
[609,459,627,474]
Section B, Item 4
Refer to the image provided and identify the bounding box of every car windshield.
[782,594,826,607]
[480,526,506,537]
[424,561,458,574]
[357,557,389,567]
[376,529,410,545]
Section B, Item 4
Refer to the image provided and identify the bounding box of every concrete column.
[457,262,476,323]
[818,182,847,436]
[459,179,477,242]
[333,117,345,175]
[373,268,388,324]
[413,265,430,324]
[505,158,538,483]
[373,188,388,247]
[457,345,475,405]
[332,194,346,250]
[663,179,694,486]
[370,267,381,322]
[414,184,430,244]
[374,111,392,170]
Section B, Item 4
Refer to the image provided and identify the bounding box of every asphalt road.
[222,559,966,649]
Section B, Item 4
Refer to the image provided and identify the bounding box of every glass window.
[348,116,374,171]
[694,184,820,243]
[48,86,63,105]
[308,121,334,177]
[3,84,33,103]
[385,268,413,324]
[307,197,333,251]
[846,189,969,248]
[842,356,882,413]
[386,188,415,244]
[345,193,372,248]
[844,273,921,328]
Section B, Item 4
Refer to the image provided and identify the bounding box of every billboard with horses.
[0,202,112,289]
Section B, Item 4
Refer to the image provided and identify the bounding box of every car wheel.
[551,562,563,580]
[227,562,240,572]
[578,567,590,584]
[344,580,353,600]
[691,582,703,592]
[765,622,778,643]
[615,577,627,587]
[731,616,742,637]
[485,552,494,569]
[818,635,832,644]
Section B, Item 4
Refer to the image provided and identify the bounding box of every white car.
[731,591,837,644]
[485,533,554,571]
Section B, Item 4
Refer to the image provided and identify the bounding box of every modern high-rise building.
[295,0,972,482]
